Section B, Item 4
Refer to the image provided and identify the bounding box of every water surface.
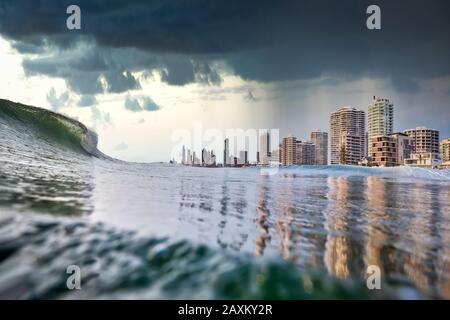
[1,100,449,299]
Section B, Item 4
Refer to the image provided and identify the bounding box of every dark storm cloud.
[1,0,450,90]
[159,57,195,86]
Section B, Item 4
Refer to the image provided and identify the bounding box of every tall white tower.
[368,96,394,140]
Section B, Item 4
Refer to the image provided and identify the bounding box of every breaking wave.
[0,99,106,158]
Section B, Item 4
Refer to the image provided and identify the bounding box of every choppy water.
[1,99,450,299]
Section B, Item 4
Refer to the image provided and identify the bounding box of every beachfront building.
[279,135,297,165]
[404,127,440,154]
[440,138,450,162]
[404,153,442,169]
[279,135,316,165]
[368,97,394,164]
[369,135,397,167]
[390,132,414,166]
[441,138,450,168]
[296,141,316,165]
[404,127,440,168]
[339,132,366,165]
[390,132,413,165]
[310,131,328,165]
[368,96,394,141]
[330,107,366,165]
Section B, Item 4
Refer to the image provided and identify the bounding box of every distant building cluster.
[178,96,449,169]
[326,96,448,169]
[181,145,217,166]
[278,132,327,166]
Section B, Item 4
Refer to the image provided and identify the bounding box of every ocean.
[1,99,449,299]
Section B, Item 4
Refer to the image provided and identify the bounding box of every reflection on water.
[2,157,450,298]
[139,166,449,299]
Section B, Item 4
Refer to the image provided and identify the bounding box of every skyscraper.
[368,97,394,163]
[259,131,271,165]
[368,96,394,140]
[330,107,366,165]
[181,145,186,165]
[223,138,229,166]
[310,131,328,165]
[279,135,296,165]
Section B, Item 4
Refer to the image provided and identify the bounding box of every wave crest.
[0,99,102,157]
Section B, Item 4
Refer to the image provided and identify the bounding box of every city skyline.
[178,94,449,169]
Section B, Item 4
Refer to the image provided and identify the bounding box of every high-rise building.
[368,97,394,163]
[201,148,207,166]
[186,149,192,165]
[339,132,365,165]
[404,127,440,154]
[330,107,366,165]
[296,141,316,165]
[310,131,328,165]
[238,150,248,165]
[259,131,271,165]
[223,138,229,166]
[368,96,394,140]
[181,145,186,165]
[440,138,450,168]
[279,135,297,165]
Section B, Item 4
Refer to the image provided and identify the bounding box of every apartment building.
[369,135,397,167]
[310,131,328,165]
[330,107,366,165]
[296,141,316,165]
[404,127,440,154]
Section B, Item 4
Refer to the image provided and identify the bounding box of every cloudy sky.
[0,0,449,162]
